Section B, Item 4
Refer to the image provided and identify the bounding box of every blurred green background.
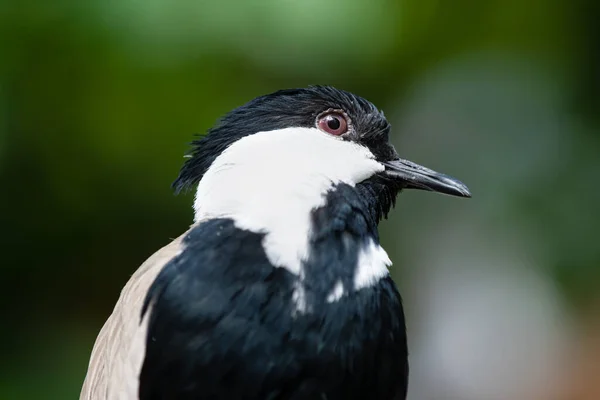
[1,1,599,399]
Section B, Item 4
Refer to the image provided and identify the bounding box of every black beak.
[382,159,471,198]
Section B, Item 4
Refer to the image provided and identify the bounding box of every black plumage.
[141,182,407,400]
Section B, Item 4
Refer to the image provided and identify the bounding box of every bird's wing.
[79,228,191,400]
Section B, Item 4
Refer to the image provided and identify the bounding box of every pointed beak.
[382,158,471,198]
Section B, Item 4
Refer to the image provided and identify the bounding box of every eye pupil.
[327,117,341,130]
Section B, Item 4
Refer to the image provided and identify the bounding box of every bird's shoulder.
[139,219,299,398]
[139,216,407,399]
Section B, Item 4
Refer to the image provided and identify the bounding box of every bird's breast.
[139,218,408,399]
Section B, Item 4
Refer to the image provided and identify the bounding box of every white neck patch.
[193,127,384,275]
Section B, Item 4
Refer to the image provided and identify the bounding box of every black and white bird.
[80,86,470,400]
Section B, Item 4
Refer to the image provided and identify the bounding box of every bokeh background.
[2,1,599,399]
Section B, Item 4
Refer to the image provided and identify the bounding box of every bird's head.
[175,85,469,210]
[172,86,470,271]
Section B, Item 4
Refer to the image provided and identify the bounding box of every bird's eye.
[317,112,349,136]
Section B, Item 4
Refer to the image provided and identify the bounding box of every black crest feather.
[172,86,391,193]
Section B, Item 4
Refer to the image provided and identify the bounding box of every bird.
[80,85,470,400]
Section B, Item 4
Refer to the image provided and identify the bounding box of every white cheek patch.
[354,240,391,290]
[193,127,384,277]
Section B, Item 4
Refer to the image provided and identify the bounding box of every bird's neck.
[192,128,388,276]
[193,178,365,276]
[291,181,393,312]
[194,173,398,313]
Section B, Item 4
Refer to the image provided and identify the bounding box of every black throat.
[299,179,399,307]
[139,180,408,400]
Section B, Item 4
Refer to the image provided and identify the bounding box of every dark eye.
[317,112,348,136]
